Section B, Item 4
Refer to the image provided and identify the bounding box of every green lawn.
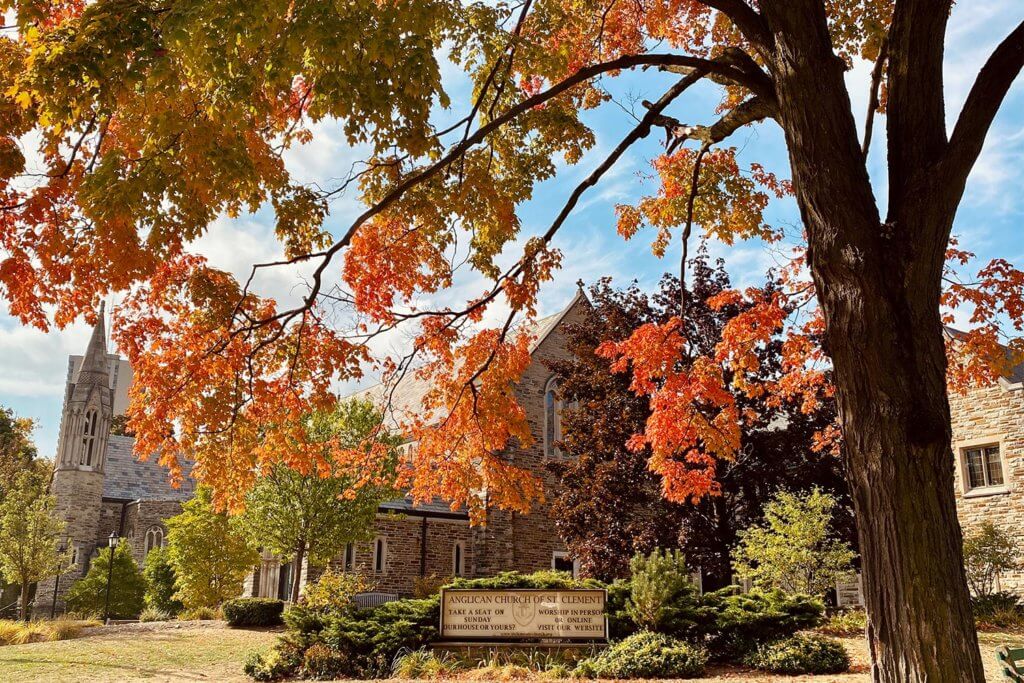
[0,621,1017,682]
[0,620,277,682]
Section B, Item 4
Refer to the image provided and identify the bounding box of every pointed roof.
[75,302,110,389]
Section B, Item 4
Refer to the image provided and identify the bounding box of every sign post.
[440,588,607,642]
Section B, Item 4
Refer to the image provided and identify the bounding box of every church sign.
[439,589,607,641]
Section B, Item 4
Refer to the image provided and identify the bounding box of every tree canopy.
[0,1,1022,678]
[548,256,851,584]
[233,399,401,602]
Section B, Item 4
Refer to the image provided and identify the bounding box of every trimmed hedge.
[246,570,825,680]
[575,631,707,679]
[224,598,285,627]
[745,633,850,674]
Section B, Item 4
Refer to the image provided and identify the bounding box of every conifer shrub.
[224,597,285,627]
[625,549,706,638]
[700,587,823,659]
[64,541,146,619]
[744,633,850,674]
[573,631,707,679]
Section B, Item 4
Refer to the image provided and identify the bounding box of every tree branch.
[945,19,1024,189]
[862,36,888,158]
[701,0,773,54]
[239,53,759,331]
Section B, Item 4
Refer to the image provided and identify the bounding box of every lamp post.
[103,532,117,624]
[49,543,67,619]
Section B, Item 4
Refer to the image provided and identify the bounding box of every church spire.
[76,302,109,388]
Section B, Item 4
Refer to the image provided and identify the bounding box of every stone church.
[37,293,589,613]
[34,292,1024,613]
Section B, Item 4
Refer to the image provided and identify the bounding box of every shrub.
[139,606,171,623]
[972,592,1024,629]
[317,596,440,678]
[820,608,867,636]
[745,633,850,674]
[392,648,460,678]
[143,547,183,616]
[574,631,707,679]
[700,587,823,659]
[302,642,351,680]
[64,540,146,619]
[0,620,22,645]
[223,598,285,627]
[963,521,1021,598]
[179,605,221,621]
[45,615,90,640]
[626,549,703,637]
[301,569,371,617]
[245,647,302,682]
[412,573,450,598]
[732,488,856,597]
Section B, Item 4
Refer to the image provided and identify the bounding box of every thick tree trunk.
[757,2,986,680]
[290,542,305,604]
[824,277,983,682]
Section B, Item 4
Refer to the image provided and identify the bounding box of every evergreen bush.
[700,587,823,659]
[625,549,705,637]
[64,540,146,619]
[224,597,286,627]
[574,631,707,679]
[744,633,850,674]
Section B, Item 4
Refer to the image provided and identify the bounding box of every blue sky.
[2,1,1022,459]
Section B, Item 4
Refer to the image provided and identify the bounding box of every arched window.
[544,377,564,457]
[81,408,99,466]
[343,542,356,572]
[373,537,386,573]
[144,526,164,555]
[453,542,465,576]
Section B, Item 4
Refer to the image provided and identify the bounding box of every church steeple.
[54,305,113,472]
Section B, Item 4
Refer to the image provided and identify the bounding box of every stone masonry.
[949,376,1024,593]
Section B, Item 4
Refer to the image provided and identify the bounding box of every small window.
[552,551,578,578]
[964,444,1005,490]
[453,542,465,576]
[373,538,386,573]
[144,526,164,555]
[343,542,356,572]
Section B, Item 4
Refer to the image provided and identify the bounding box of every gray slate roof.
[379,496,468,519]
[102,435,195,501]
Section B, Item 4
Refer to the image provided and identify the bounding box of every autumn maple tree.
[0,0,1022,680]
[547,258,853,586]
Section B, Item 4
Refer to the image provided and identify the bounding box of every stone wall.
[501,300,588,574]
[126,500,182,564]
[35,470,105,616]
[949,380,1024,593]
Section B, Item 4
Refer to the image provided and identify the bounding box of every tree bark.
[757,1,986,680]
[290,541,305,604]
[19,580,29,621]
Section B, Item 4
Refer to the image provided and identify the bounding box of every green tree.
[626,549,700,635]
[64,540,146,619]
[166,488,258,609]
[732,489,856,597]
[962,521,1021,598]
[234,399,400,603]
[0,471,68,619]
[0,407,48,504]
[143,546,184,615]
